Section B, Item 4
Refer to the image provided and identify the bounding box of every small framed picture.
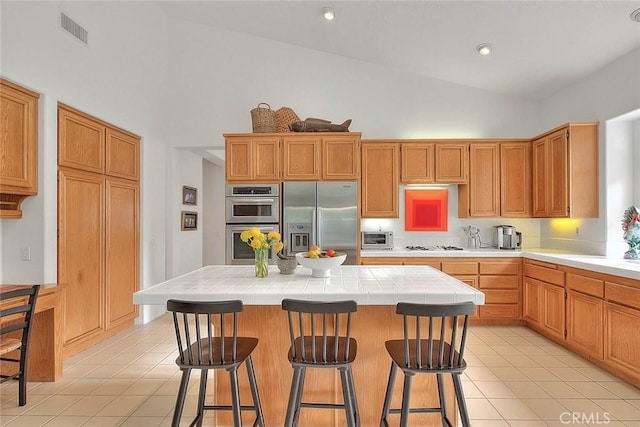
[181,211,198,231]
[183,186,197,205]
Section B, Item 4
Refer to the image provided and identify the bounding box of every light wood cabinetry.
[531,122,598,218]
[565,272,604,359]
[360,142,399,218]
[0,79,39,218]
[58,104,140,358]
[225,135,280,182]
[224,133,360,182]
[523,259,565,340]
[434,142,467,183]
[400,142,434,183]
[604,281,640,385]
[459,140,531,218]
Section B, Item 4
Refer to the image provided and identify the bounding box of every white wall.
[635,119,640,204]
[202,160,225,266]
[0,2,170,315]
[539,47,640,256]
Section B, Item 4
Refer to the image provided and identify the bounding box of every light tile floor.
[1,315,640,426]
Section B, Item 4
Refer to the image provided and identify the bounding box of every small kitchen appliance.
[495,225,522,250]
[361,231,394,250]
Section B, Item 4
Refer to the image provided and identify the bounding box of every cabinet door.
[106,128,140,181]
[547,129,569,217]
[454,275,479,318]
[542,282,565,340]
[468,143,499,216]
[361,143,399,218]
[401,143,434,183]
[321,136,359,180]
[254,137,280,181]
[105,177,139,330]
[58,168,105,347]
[501,142,531,217]
[225,137,253,182]
[531,137,547,217]
[0,79,38,194]
[523,277,542,326]
[58,106,106,174]
[435,143,467,183]
[566,290,603,359]
[283,136,320,180]
[605,302,640,378]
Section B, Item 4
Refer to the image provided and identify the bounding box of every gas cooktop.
[405,245,464,251]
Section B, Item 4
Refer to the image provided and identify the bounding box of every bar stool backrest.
[282,299,357,364]
[167,299,243,367]
[396,301,474,370]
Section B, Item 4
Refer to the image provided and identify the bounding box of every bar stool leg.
[195,370,209,427]
[400,371,413,427]
[293,367,306,427]
[452,373,471,427]
[285,367,303,427]
[172,368,191,427]
[436,373,448,426]
[245,356,264,427]
[339,367,356,427]
[380,362,397,426]
[229,367,242,427]
[346,366,360,427]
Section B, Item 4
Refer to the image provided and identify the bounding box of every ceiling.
[157,1,640,101]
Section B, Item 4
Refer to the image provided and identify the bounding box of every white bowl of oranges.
[295,247,347,278]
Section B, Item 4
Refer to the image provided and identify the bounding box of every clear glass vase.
[254,249,269,278]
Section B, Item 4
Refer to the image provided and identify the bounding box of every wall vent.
[59,11,88,45]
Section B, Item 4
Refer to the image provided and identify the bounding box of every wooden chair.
[380,301,475,427]
[167,299,264,427]
[281,298,359,427]
[0,285,40,406]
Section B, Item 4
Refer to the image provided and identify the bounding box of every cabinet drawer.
[566,272,604,298]
[402,259,441,269]
[479,261,520,275]
[483,290,519,304]
[359,257,403,265]
[523,263,565,286]
[479,275,519,289]
[442,261,478,275]
[479,304,519,319]
[605,282,640,310]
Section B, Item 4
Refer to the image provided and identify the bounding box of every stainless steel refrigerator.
[282,181,358,264]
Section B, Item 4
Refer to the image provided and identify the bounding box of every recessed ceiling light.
[322,7,335,21]
[631,8,640,23]
[476,43,493,56]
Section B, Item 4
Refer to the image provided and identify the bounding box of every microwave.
[361,231,394,250]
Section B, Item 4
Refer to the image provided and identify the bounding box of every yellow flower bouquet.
[240,227,284,277]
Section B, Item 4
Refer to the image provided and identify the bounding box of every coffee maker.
[495,225,522,250]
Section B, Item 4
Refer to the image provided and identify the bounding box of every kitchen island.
[133,265,484,426]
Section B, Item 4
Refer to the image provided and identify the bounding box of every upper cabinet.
[225,133,360,182]
[400,142,434,183]
[225,135,280,182]
[434,142,468,183]
[0,79,39,218]
[532,122,598,218]
[458,140,531,218]
[59,104,140,181]
[361,141,399,218]
[399,141,467,184]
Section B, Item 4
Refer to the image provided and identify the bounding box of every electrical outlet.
[20,247,31,261]
[575,227,580,235]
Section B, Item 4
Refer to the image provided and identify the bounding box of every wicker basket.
[275,107,301,133]
[250,103,276,133]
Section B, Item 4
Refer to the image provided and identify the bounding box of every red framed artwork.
[405,189,448,231]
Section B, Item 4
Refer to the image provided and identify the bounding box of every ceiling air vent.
[59,11,88,45]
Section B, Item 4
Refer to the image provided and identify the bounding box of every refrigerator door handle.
[311,209,317,249]
[316,209,322,250]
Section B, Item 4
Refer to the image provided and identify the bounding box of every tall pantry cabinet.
[57,104,140,357]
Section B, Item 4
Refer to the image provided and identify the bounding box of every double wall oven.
[225,184,280,265]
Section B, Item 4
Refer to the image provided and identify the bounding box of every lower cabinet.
[567,290,603,358]
[605,302,640,380]
[523,276,564,340]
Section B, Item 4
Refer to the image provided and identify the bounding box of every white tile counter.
[133,265,485,306]
[360,248,640,281]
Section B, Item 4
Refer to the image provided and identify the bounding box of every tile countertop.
[360,248,640,281]
[133,265,485,306]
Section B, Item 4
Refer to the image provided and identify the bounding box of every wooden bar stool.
[167,299,264,427]
[380,302,475,427]
[0,285,40,406]
[281,298,360,427]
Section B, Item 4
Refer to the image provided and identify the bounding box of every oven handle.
[228,198,277,204]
